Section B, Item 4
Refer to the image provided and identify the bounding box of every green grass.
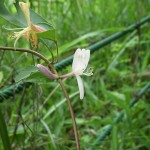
[0,0,150,149]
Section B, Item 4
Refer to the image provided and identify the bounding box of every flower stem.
[0,46,80,150]
[58,79,80,149]
[48,64,80,150]
[60,72,75,79]
[0,47,50,64]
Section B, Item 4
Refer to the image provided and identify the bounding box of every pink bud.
[37,64,57,79]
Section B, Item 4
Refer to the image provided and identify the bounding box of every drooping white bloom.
[72,48,92,99]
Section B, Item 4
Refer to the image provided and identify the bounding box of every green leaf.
[37,28,56,41]
[15,66,38,82]
[106,91,127,109]
[0,1,53,29]
[107,91,125,101]
[0,108,11,150]
[65,116,101,126]
[26,72,51,84]
[59,31,103,52]
[111,125,118,150]
[14,2,53,29]
[0,72,3,83]
[0,0,23,26]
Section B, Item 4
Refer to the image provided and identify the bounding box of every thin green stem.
[11,85,26,145]
[0,47,50,64]
[48,64,80,150]
[59,79,80,149]
[54,41,59,63]
[0,46,80,149]
[0,108,11,150]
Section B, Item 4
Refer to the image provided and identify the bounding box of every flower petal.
[72,48,90,75]
[19,2,31,27]
[32,24,46,32]
[14,27,31,48]
[80,49,87,71]
[76,75,84,99]
[37,64,57,79]
[31,31,38,48]
[84,49,90,69]
[72,48,81,71]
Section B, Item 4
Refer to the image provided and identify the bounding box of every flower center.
[82,67,93,76]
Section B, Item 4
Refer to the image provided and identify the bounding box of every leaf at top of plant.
[0,0,23,26]
[0,1,53,30]
[14,2,53,29]
[37,28,56,42]
[15,66,38,82]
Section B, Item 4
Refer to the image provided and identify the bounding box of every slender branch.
[48,64,80,150]
[1,46,80,149]
[0,47,50,64]
[0,108,11,150]
[58,79,80,149]
[11,85,26,145]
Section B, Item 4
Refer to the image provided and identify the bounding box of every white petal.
[14,27,30,48]
[72,48,81,71]
[79,49,90,72]
[19,2,31,27]
[72,48,91,75]
[84,49,90,69]
[76,75,84,99]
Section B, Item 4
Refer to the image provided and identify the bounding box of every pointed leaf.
[37,28,56,41]
[0,72,3,83]
[15,66,38,82]
[26,72,51,84]
[0,0,23,26]
[0,1,53,30]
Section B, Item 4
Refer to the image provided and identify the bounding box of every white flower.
[72,48,93,99]
[37,48,93,100]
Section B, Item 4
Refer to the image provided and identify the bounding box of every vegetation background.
[0,0,150,149]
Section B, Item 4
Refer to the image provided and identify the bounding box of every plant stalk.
[0,108,11,150]
[0,46,80,150]
[0,47,50,64]
[48,64,80,150]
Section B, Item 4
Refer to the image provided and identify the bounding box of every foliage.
[0,0,150,150]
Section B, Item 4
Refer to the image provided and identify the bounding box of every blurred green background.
[0,0,150,149]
